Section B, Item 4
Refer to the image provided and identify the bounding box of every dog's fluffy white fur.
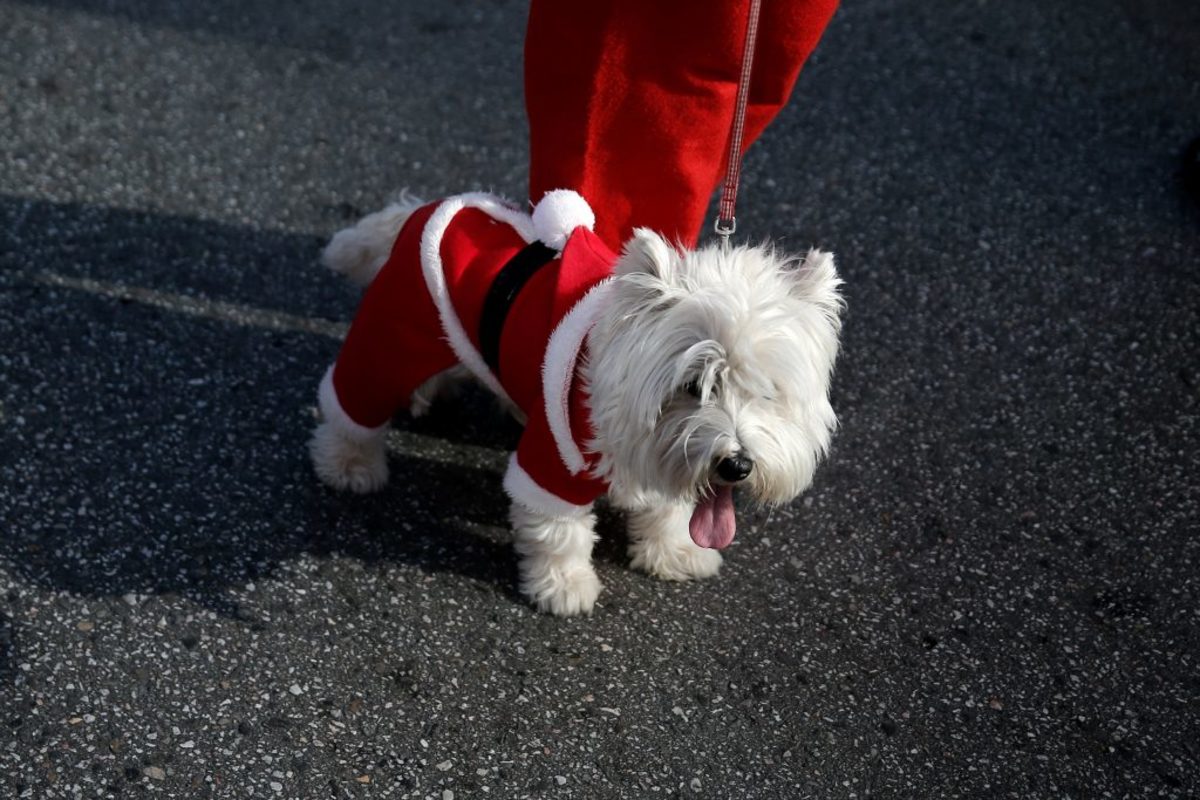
[311,196,843,616]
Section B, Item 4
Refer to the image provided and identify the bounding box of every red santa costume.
[319,191,617,518]
[321,2,839,518]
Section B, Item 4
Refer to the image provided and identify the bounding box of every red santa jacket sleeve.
[525,0,839,251]
[503,409,608,517]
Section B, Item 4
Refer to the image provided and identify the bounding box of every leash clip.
[714,215,736,247]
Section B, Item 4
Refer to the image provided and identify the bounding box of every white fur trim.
[503,455,593,518]
[532,190,595,251]
[318,365,388,442]
[541,280,614,475]
[419,193,535,404]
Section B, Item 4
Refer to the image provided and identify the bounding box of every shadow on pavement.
[0,613,11,682]
[0,195,563,616]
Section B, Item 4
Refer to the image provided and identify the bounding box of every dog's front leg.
[627,501,723,581]
[509,502,601,616]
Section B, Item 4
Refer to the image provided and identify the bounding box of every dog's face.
[586,229,844,547]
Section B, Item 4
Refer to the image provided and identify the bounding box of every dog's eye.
[685,379,720,401]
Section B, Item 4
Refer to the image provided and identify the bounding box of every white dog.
[310,190,843,616]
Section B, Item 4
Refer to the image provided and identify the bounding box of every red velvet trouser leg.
[525,0,839,251]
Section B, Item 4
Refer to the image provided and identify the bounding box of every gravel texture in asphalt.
[1,0,1198,798]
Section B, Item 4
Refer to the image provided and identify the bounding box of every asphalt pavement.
[1,0,1198,797]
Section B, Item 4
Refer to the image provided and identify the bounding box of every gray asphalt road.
[2,0,1198,798]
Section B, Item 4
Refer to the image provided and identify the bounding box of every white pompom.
[531,189,595,250]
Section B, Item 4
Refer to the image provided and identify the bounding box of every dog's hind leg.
[409,365,471,418]
[310,194,460,494]
[309,419,388,494]
[410,366,528,425]
[309,368,390,493]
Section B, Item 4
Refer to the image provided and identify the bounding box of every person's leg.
[525,0,839,251]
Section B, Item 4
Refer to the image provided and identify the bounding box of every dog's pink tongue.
[690,485,737,549]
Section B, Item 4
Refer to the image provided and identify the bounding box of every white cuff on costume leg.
[318,365,388,443]
[503,455,592,519]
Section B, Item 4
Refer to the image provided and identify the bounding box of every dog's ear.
[616,227,677,283]
[788,249,845,322]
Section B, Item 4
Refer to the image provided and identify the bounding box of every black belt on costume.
[478,240,558,377]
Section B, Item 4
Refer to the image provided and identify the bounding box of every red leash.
[715,0,763,243]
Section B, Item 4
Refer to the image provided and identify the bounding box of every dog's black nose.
[716,454,754,483]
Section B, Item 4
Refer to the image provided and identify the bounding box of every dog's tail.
[321,191,424,287]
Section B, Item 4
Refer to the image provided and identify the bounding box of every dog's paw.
[629,537,723,582]
[309,422,388,493]
[521,564,602,616]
